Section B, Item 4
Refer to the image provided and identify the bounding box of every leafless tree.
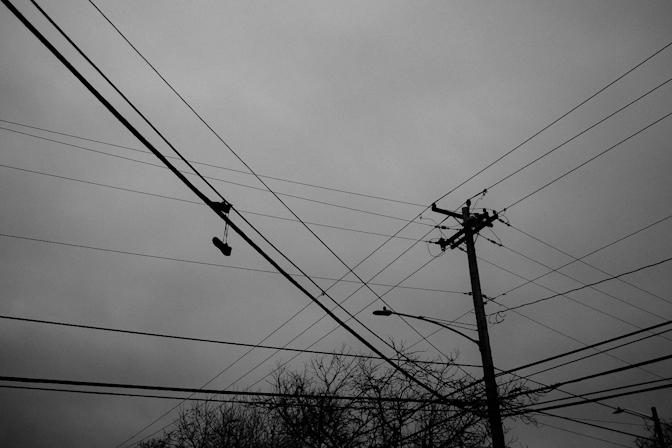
[141,347,536,448]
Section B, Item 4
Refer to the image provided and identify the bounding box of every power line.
[0,375,467,405]
[0,236,462,442]
[320,39,672,402]
[9,7,420,442]
[502,109,672,212]
[537,412,654,444]
[10,7,477,448]
[503,327,672,384]
[431,39,672,206]
[400,375,671,446]
[493,241,669,321]
[472,254,670,381]
[26,0,425,403]
[495,256,672,314]
[7,2,668,444]
[176,37,672,438]
[0,384,461,411]
[501,320,672,391]
[0,231,466,295]
[30,3,459,421]
[79,0,453,378]
[81,1,478,435]
[497,318,672,378]
[410,317,672,421]
[484,76,672,194]
[126,252,460,448]
[503,217,672,307]
[0,125,431,227]
[24,0,432,386]
[514,382,672,415]
[0,123,467,422]
[21,0,672,444]
[0,161,423,242]
[233,256,456,393]
[518,377,672,407]
[0,313,480,368]
[0,118,425,207]
[179,32,672,423]
[525,353,672,396]
[537,419,632,448]
[479,238,672,351]
[4,0,448,410]
[396,40,672,368]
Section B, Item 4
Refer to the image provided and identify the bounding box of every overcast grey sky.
[1,1,672,447]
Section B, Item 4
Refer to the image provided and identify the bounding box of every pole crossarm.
[432,203,498,251]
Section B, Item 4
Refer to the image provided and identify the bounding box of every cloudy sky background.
[1,0,672,446]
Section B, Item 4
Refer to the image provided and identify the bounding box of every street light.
[372,306,480,346]
[613,406,665,448]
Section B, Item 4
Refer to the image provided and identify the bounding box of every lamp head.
[372,306,393,316]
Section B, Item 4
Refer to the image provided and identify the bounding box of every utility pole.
[651,406,665,448]
[432,199,506,448]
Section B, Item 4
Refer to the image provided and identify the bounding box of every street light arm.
[390,311,480,346]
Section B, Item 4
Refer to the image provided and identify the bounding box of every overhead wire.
[237,255,463,393]
[431,39,672,207]
[0,384,472,412]
[0,118,426,207]
[482,75,672,195]
[381,292,672,439]
[84,0,672,318]
[24,0,458,395]
[124,247,465,447]
[474,246,672,347]
[392,371,671,446]
[79,0,457,375]
[385,58,672,385]
[536,419,632,448]
[0,231,466,295]
[0,375,469,405]
[82,8,672,408]
[3,0,451,416]
[493,255,672,315]
[362,317,672,444]
[185,33,672,418]
[481,240,671,330]
[512,382,672,415]
[18,2,398,408]
[293,37,672,388]
[50,14,478,445]
[10,1,672,444]
[468,318,672,391]
[516,377,672,408]
[0,313,480,368]
[3,5,478,448]
[470,254,669,381]
[521,353,672,397]
[0,125,430,227]
[536,411,655,444]
[0,160,423,243]
[503,218,672,307]
[501,109,672,212]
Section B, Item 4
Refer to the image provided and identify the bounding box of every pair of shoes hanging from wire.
[212,200,232,256]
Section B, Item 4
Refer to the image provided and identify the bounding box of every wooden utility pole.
[651,406,665,448]
[432,199,506,448]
